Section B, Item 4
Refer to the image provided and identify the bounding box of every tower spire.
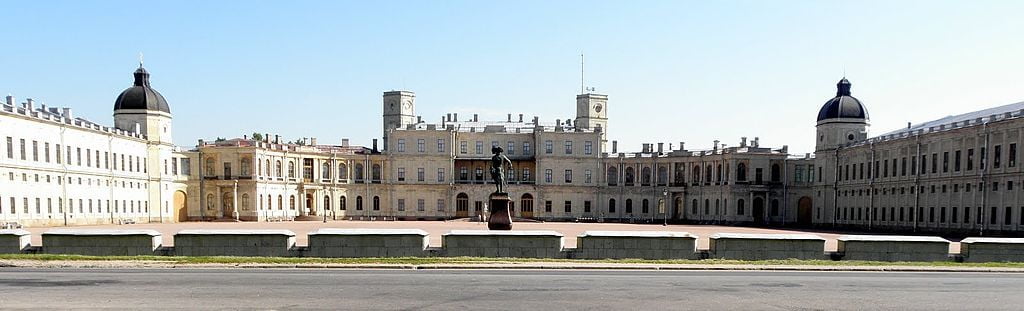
[139,52,144,68]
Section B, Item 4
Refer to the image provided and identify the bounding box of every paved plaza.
[20,220,965,253]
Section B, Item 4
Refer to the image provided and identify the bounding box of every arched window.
[737,199,746,215]
[205,157,215,176]
[607,166,618,186]
[771,199,780,216]
[715,199,720,215]
[338,164,348,180]
[277,195,283,210]
[275,160,282,178]
[642,199,649,213]
[206,194,215,210]
[771,164,781,182]
[288,161,295,178]
[355,164,364,181]
[737,163,747,181]
[373,196,380,210]
[289,195,295,210]
[625,167,635,186]
[625,199,633,214]
[692,165,701,183]
[259,194,263,210]
[520,193,534,214]
[356,196,363,210]
[241,194,249,210]
[641,167,652,186]
[339,196,347,210]
[705,165,712,183]
[692,199,698,214]
[257,159,263,176]
[372,164,382,182]
[704,199,710,214]
[609,198,616,213]
[322,163,331,179]
[323,195,331,211]
[674,165,685,185]
[240,158,251,176]
[657,166,668,186]
[264,160,270,177]
[716,164,723,182]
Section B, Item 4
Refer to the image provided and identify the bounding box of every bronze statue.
[490,146,513,194]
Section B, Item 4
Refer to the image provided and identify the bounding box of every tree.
[251,132,264,141]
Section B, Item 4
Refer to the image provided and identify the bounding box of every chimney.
[198,139,204,146]
[25,98,34,111]
[612,140,618,153]
[473,114,479,122]
[555,119,562,131]
[657,143,664,154]
[417,116,422,123]
[372,139,379,152]
[243,135,248,140]
[713,140,720,151]
[907,122,911,129]
[679,141,685,151]
[342,138,350,147]
[805,152,811,159]
[302,137,309,145]
[62,107,72,121]
[453,113,458,122]
[311,137,317,145]
[533,116,539,124]
[274,135,280,144]
[781,145,788,153]
[753,137,760,147]
[264,133,270,142]
[4,95,12,106]
[518,114,524,122]
[740,137,747,147]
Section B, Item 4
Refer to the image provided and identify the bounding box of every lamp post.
[662,188,669,226]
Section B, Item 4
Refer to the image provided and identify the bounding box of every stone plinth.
[709,233,826,260]
[307,228,429,258]
[0,229,31,254]
[577,231,698,259]
[837,235,950,262]
[958,237,1024,263]
[42,229,161,256]
[174,229,296,257]
[488,193,512,230]
[443,230,563,258]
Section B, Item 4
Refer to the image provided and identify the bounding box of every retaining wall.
[307,229,429,258]
[709,233,826,260]
[41,229,161,256]
[960,237,1024,263]
[837,235,950,262]
[443,230,563,258]
[0,229,31,254]
[173,230,296,257]
[577,231,698,259]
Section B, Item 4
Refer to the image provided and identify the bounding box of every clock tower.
[383,90,415,151]
[575,93,609,149]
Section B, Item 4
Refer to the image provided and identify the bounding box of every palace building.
[1,66,1022,235]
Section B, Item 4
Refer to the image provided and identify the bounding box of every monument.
[488,146,514,230]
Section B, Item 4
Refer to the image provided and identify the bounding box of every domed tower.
[814,78,868,152]
[113,64,172,145]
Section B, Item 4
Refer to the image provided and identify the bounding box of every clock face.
[594,104,603,113]
[402,100,412,110]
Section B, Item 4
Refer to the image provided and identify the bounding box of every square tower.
[383,91,416,151]
[575,93,608,147]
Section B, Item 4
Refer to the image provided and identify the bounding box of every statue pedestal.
[488,193,512,230]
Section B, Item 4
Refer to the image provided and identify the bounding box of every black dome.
[113,66,170,113]
[816,78,867,123]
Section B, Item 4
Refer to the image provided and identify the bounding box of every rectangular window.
[981,147,987,170]
[545,169,552,183]
[585,169,592,184]
[417,139,425,152]
[967,149,974,170]
[437,168,445,182]
[523,142,531,155]
[954,151,961,172]
[43,142,50,162]
[902,157,908,175]
[584,200,592,213]
[76,147,81,166]
[476,141,483,154]
[87,148,92,167]
[437,139,445,152]
[5,137,11,158]
[397,139,405,152]
[564,201,572,213]
[437,199,445,212]
[19,139,26,160]
[397,199,405,211]
[942,152,949,172]
[883,159,889,177]
[1010,143,1017,167]
[31,141,38,161]
[417,168,424,182]
[545,141,553,154]
[104,152,109,169]
[397,167,405,181]
[910,157,916,175]
[417,199,425,212]
[585,141,593,155]
[994,145,1002,168]
[507,141,515,155]
[565,141,573,154]
[545,200,552,213]
[564,169,572,183]
[932,153,938,173]
[460,141,467,154]
[55,144,61,163]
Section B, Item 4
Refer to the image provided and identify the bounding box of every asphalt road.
[0,268,1021,310]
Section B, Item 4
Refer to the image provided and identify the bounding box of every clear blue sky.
[2,1,1022,154]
